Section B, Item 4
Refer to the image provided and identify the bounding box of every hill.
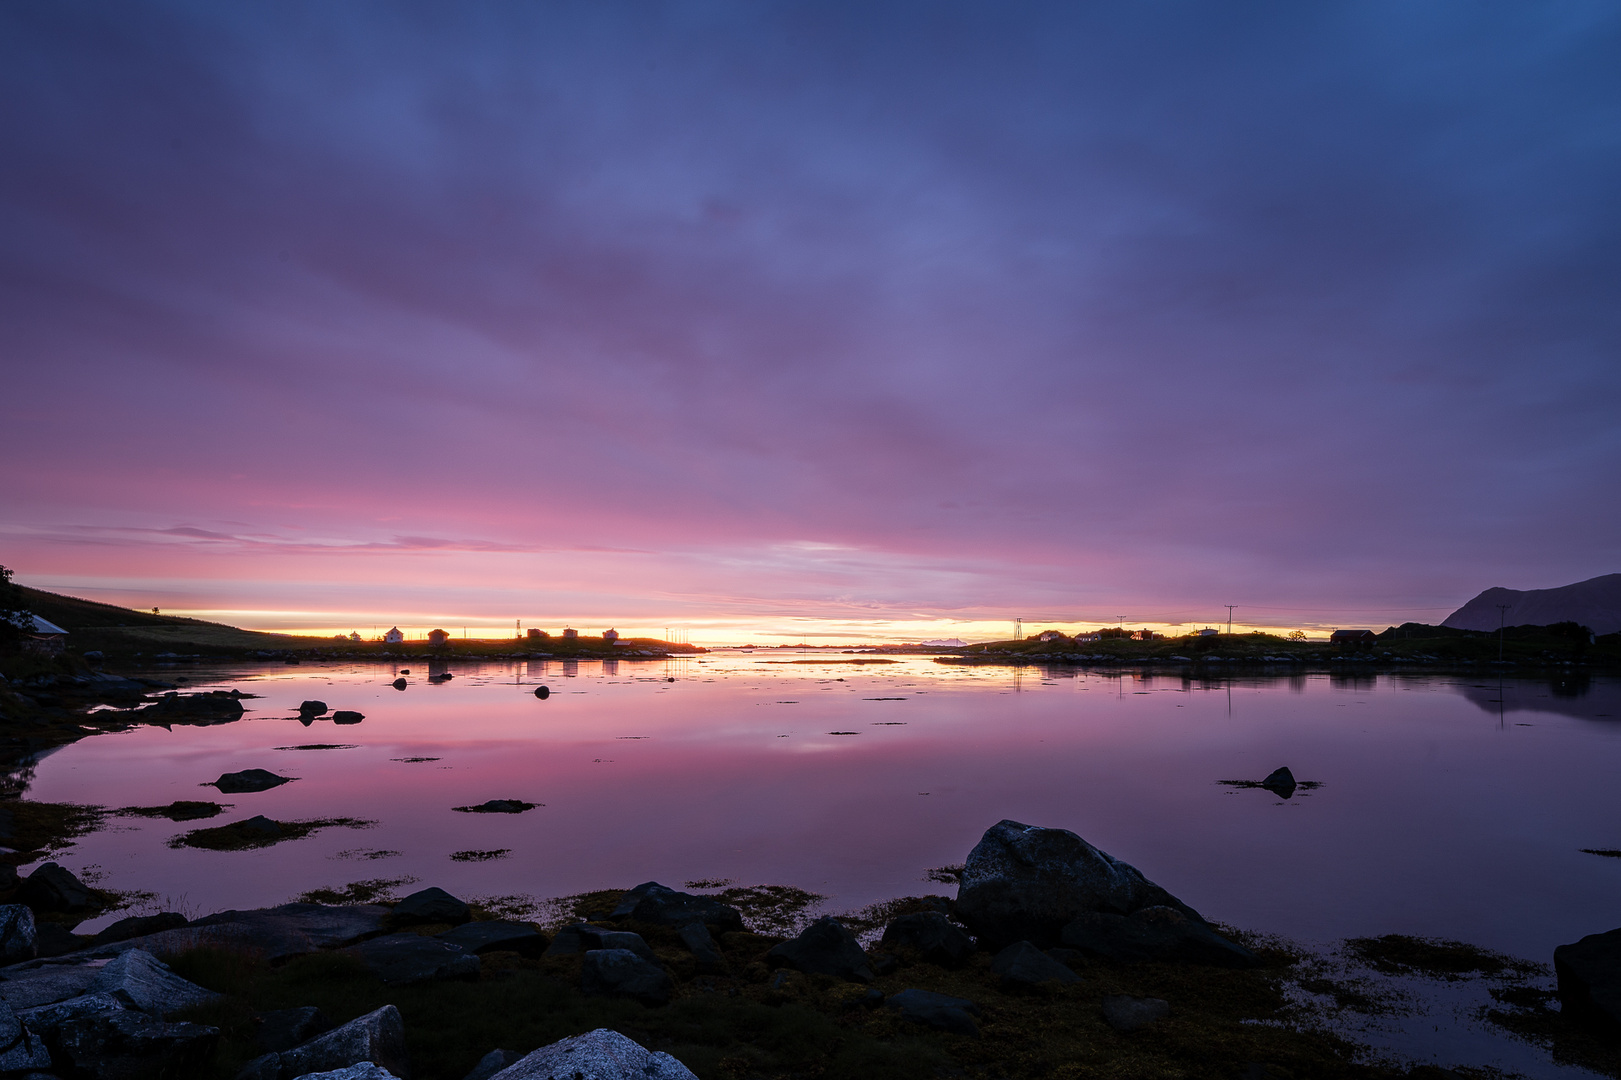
[16,585,305,653]
[1442,573,1621,636]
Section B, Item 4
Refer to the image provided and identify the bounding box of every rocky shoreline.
[0,821,1613,1079]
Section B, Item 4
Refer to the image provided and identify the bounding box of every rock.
[436,921,545,957]
[240,815,283,837]
[140,691,246,722]
[955,820,1201,948]
[463,1048,520,1080]
[294,1065,401,1080]
[34,921,88,957]
[332,711,365,725]
[19,863,102,915]
[609,883,744,932]
[257,1006,333,1053]
[1101,994,1169,1033]
[1555,926,1621,1035]
[162,903,390,962]
[210,769,296,794]
[533,686,549,699]
[354,934,480,985]
[991,940,1083,986]
[0,905,36,964]
[766,918,874,983]
[1260,767,1297,799]
[18,990,128,1037]
[245,1004,409,1080]
[884,988,980,1036]
[544,925,654,961]
[0,996,51,1073]
[0,863,16,891]
[678,922,724,972]
[52,1010,219,1078]
[1,966,104,1011]
[392,888,470,926]
[580,949,674,1005]
[94,912,188,946]
[1060,906,1260,968]
[488,1027,697,1080]
[391,679,407,691]
[298,701,329,716]
[90,948,223,1015]
[879,912,974,967]
[452,801,536,815]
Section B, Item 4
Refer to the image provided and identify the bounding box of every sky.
[2,2,1618,643]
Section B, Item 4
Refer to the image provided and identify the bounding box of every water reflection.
[1455,674,1619,722]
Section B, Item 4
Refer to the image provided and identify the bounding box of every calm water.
[19,656,1621,963]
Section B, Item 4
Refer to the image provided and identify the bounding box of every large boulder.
[53,1009,219,1078]
[257,1005,333,1053]
[610,882,744,932]
[991,940,1083,986]
[94,912,189,946]
[437,921,545,957]
[544,925,654,961]
[1060,907,1260,968]
[487,1028,697,1080]
[766,917,874,983]
[239,1004,409,1080]
[141,690,247,722]
[1555,926,1621,1036]
[677,922,725,973]
[391,888,470,926]
[580,949,674,1006]
[0,904,36,964]
[955,820,1200,948]
[879,912,974,967]
[18,862,103,914]
[297,1065,400,1080]
[884,989,980,1037]
[353,935,479,985]
[463,1048,521,1080]
[90,948,223,1015]
[0,997,52,1073]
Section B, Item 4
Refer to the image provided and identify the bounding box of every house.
[10,613,67,654]
[602,629,619,644]
[526,628,549,640]
[1075,632,1102,643]
[383,627,404,644]
[1137,630,1159,641]
[1037,630,1066,642]
[1330,629,1378,648]
[348,632,362,642]
[1195,628,1219,637]
[427,629,450,646]
[562,628,579,640]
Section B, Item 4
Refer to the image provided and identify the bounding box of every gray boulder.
[295,1065,400,1080]
[463,1048,520,1080]
[1060,906,1260,968]
[93,912,188,946]
[437,921,545,957]
[766,918,874,983]
[0,996,52,1073]
[884,989,980,1037]
[211,769,295,794]
[879,912,974,967]
[392,888,470,926]
[487,1028,696,1080]
[580,949,673,1006]
[90,948,223,1015]
[955,820,1201,948]
[1555,926,1621,1036]
[1101,994,1169,1033]
[240,1004,409,1080]
[0,904,36,964]
[257,1006,333,1053]
[18,991,129,1039]
[991,941,1082,986]
[1,966,104,1011]
[354,935,479,985]
[544,925,654,961]
[609,883,744,933]
[53,1009,219,1078]
[678,922,724,973]
[18,863,102,914]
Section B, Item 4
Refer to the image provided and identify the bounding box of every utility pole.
[1496,604,1511,661]
[1225,605,1236,636]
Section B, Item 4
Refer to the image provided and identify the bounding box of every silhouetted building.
[427,629,450,646]
[1038,630,1066,642]
[603,629,620,644]
[527,628,548,640]
[1330,629,1378,648]
[562,628,578,640]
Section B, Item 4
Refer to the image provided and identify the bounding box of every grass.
[170,817,375,851]
[1341,935,1542,980]
[0,799,108,860]
[116,800,229,821]
[294,877,419,905]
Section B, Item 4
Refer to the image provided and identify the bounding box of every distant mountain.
[1442,574,1621,636]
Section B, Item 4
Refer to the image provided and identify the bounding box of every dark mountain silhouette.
[1442,574,1621,636]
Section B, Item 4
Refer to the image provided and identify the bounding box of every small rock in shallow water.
[391,679,407,690]
[210,769,295,794]
[1101,993,1169,1033]
[452,799,537,814]
[332,710,364,724]
[1260,766,1297,798]
[298,700,329,716]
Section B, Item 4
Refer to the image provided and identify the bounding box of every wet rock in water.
[1101,993,1169,1033]
[0,905,36,964]
[391,679,408,690]
[240,1004,408,1080]
[256,1005,333,1053]
[533,686,550,699]
[332,710,365,725]
[880,912,974,967]
[545,924,655,961]
[240,814,283,837]
[955,819,1202,949]
[463,1047,521,1080]
[1555,926,1621,1036]
[18,862,102,914]
[436,920,546,957]
[766,917,875,983]
[490,1028,697,1080]
[1260,767,1297,799]
[54,1009,219,1078]
[580,948,674,1005]
[298,701,329,716]
[884,988,980,1036]
[392,887,471,925]
[210,768,296,794]
[678,922,725,972]
[991,940,1083,986]
[452,799,537,814]
[611,882,745,932]
[1061,906,1260,968]
[354,934,480,985]
[140,690,247,722]
[93,911,188,946]
[91,948,223,1015]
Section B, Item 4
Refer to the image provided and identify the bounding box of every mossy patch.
[1342,935,1542,980]
[708,884,827,936]
[116,800,228,821]
[294,877,419,905]
[170,816,375,851]
[450,849,511,862]
[0,799,108,859]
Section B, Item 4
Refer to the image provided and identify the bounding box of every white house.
[383,627,405,644]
